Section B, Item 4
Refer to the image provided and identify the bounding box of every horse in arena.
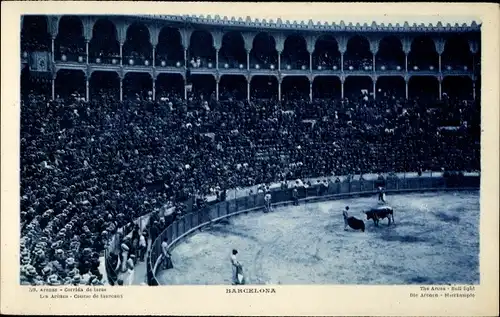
[365,205,395,226]
[343,207,365,232]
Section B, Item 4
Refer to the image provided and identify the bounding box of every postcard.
[1,1,498,316]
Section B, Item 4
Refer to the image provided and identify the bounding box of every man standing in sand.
[264,191,272,213]
[343,206,350,230]
[230,249,245,285]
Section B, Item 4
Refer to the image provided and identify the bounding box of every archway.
[408,36,438,71]
[122,73,153,100]
[89,18,119,64]
[89,71,120,101]
[442,35,473,71]
[376,36,405,71]
[344,36,372,71]
[376,76,406,100]
[282,34,308,70]
[219,75,247,100]
[313,35,340,70]
[188,30,216,69]
[250,76,278,100]
[219,31,246,69]
[344,76,373,100]
[21,64,51,97]
[156,27,184,67]
[55,69,86,99]
[156,73,184,100]
[21,15,51,52]
[442,76,473,100]
[250,33,278,70]
[55,16,85,61]
[312,76,341,99]
[408,76,439,100]
[123,23,153,65]
[281,76,310,101]
[188,74,215,100]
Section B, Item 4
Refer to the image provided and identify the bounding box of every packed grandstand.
[20,14,480,286]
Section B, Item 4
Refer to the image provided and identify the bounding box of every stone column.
[247,78,250,101]
[83,18,93,65]
[438,77,442,100]
[85,41,89,64]
[435,39,445,73]
[405,78,409,100]
[373,78,376,100]
[86,77,89,101]
[120,43,124,66]
[278,78,282,101]
[216,77,219,101]
[152,76,156,101]
[150,26,159,68]
[243,33,254,70]
[307,37,315,73]
[370,40,378,72]
[184,78,187,100]
[216,49,219,70]
[52,77,56,100]
[117,25,126,67]
[337,36,347,73]
[119,76,123,101]
[181,28,193,69]
[152,45,156,67]
[276,35,284,71]
[402,38,411,73]
[246,50,250,71]
[48,17,58,63]
[278,50,281,70]
[51,38,55,62]
[213,31,222,70]
[341,79,344,99]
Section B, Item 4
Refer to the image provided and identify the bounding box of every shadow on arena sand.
[157,191,479,285]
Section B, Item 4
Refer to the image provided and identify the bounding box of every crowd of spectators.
[20,78,480,285]
[21,34,50,53]
[313,53,341,70]
[218,52,246,69]
[344,57,373,71]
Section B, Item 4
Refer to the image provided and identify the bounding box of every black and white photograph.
[2,2,499,316]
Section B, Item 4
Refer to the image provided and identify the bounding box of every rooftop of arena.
[135,14,481,31]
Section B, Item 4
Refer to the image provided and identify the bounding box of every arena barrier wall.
[104,170,475,283]
[146,172,479,286]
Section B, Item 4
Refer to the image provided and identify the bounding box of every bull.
[343,206,365,232]
[365,206,395,226]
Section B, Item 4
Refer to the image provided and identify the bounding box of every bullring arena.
[155,181,479,285]
[19,13,481,287]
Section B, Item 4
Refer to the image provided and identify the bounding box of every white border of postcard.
[1,2,499,316]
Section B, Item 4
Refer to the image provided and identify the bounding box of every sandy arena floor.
[157,191,479,285]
